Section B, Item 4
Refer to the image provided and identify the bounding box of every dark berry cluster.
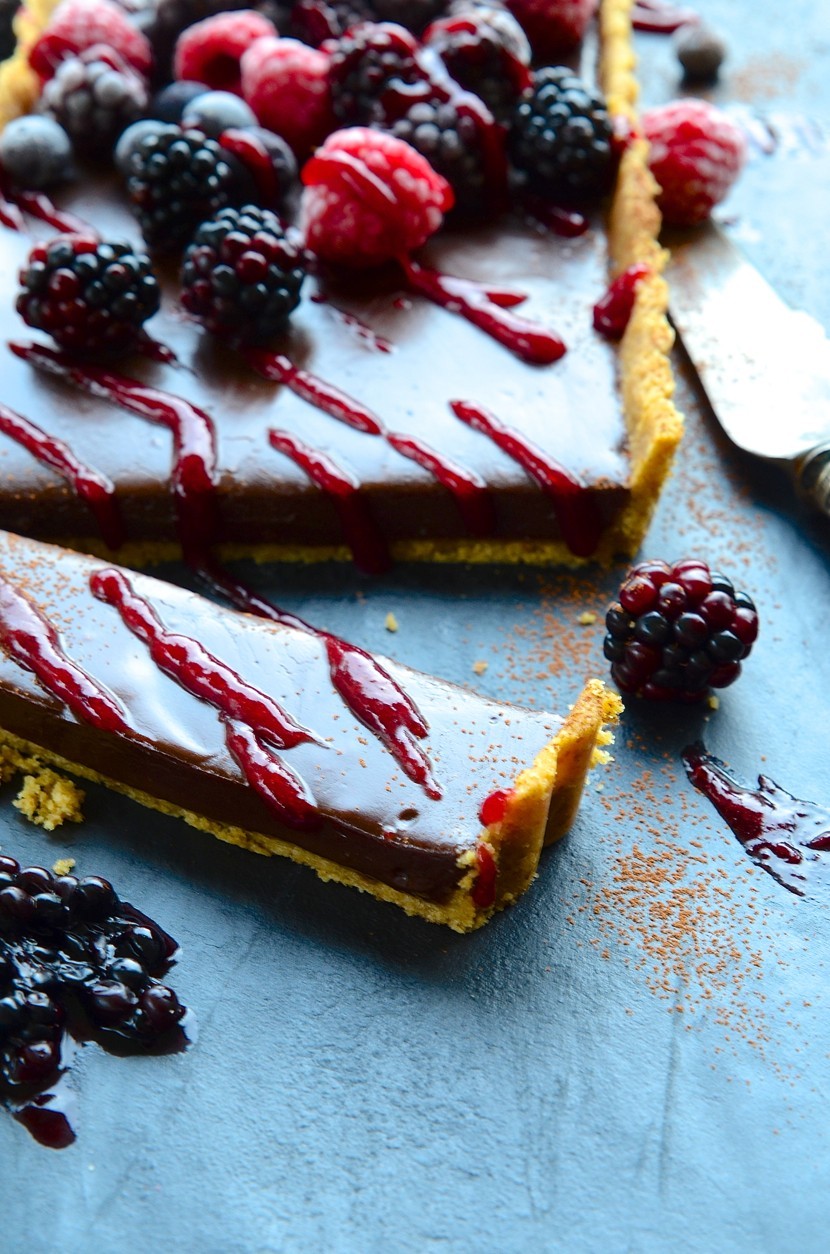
[510,66,614,202]
[328,21,429,125]
[17,235,160,355]
[424,8,532,121]
[385,95,500,215]
[181,204,306,343]
[38,44,149,158]
[604,559,759,702]
[0,855,187,1145]
[123,123,249,251]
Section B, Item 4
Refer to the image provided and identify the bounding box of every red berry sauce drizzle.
[683,743,830,896]
[451,400,602,557]
[219,129,281,206]
[11,341,443,800]
[631,0,699,34]
[268,428,391,575]
[0,173,93,235]
[90,567,323,829]
[593,263,651,340]
[0,401,125,550]
[399,255,567,365]
[0,854,188,1149]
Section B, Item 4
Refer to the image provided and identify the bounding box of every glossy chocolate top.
[0,531,563,902]
[0,175,629,554]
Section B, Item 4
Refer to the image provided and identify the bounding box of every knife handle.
[796,445,830,517]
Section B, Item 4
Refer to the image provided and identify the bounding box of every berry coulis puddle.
[0,856,189,1148]
[683,745,830,897]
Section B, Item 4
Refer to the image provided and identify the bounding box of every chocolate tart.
[0,0,682,570]
[0,531,620,931]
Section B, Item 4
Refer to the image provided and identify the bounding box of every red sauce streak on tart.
[11,189,93,235]
[268,428,391,574]
[219,129,280,205]
[386,431,495,537]
[0,401,125,550]
[478,787,514,826]
[241,346,384,435]
[0,573,130,733]
[91,568,321,829]
[400,255,567,364]
[11,342,219,561]
[683,743,830,897]
[631,0,699,33]
[593,262,651,340]
[471,842,497,908]
[451,400,602,557]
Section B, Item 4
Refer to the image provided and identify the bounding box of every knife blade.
[665,221,830,516]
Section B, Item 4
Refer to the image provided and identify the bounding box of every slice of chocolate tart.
[0,0,681,571]
[0,530,620,930]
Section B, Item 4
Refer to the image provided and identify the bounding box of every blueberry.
[182,91,258,138]
[675,23,727,82]
[115,119,168,176]
[0,115,73,189]
[151,80,209,123]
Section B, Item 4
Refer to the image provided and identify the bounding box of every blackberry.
[181,204,305,344]
[328,21,431,126]
[17,235,161,355]
[124,124,249,251]
[510,66,614,203]
[604,558,759,702]
[385,94,505,215]
[424,5,531,120]
[289,0,373,46]
[0,857,187,1146]
[38,44,150,159]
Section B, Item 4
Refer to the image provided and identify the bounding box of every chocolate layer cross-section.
[0,531,620,930]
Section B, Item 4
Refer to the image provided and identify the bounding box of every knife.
[665,221,830,516]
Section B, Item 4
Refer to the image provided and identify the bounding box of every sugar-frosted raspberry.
[240,36,334,156]
[173,9,276,95]
[424,7,531,121]
[300,126,453,267]
[641,98,746,226]
[505,0,596,61]
[29,0,154,81]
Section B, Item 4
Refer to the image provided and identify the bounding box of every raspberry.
[641,99,746,227]
[17,234,160,354]
[384,93,506,216]
[135,0,248,80]
[29,0,154,82]
[505,0,596,61]
[39,45,149,158]
[299,126,453,267]
[173,9,276,95]
[327,21,430,127]
[424,7,532,121]
[510,67,614,202]
[124,124,250,251]
[604,559,759,702]
[181,204,306,343]
[240,36,335,156]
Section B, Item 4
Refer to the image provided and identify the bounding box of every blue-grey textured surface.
[3,3,830,1250]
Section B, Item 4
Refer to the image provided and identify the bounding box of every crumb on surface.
[707,693,720,710]
[578,611,597,625]
[384,612,398,632]
[472,660,488,675]
[52,857,76,876]
[13,770,85,831]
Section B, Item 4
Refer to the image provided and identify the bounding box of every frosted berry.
[0,116,73,190]
[17,234,160,355]
[641,99,746,226]
[29,0,154,81]
[505,0,596,62]
[38,44,149,158]
[300,126,453,267]
[510,67,614,202]
[181,203,306,343]
[605,558,759,702]
[173,9,276,94]
[151,79,209,123]
[240,35,335,156]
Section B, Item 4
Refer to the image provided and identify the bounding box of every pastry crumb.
[52,857,76,876]
[595,781,605,792]
[384,612,398,632]
[472,660,488,675]
[577,611,597,625]
[13,770,85,831]
[707,693,720,710]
